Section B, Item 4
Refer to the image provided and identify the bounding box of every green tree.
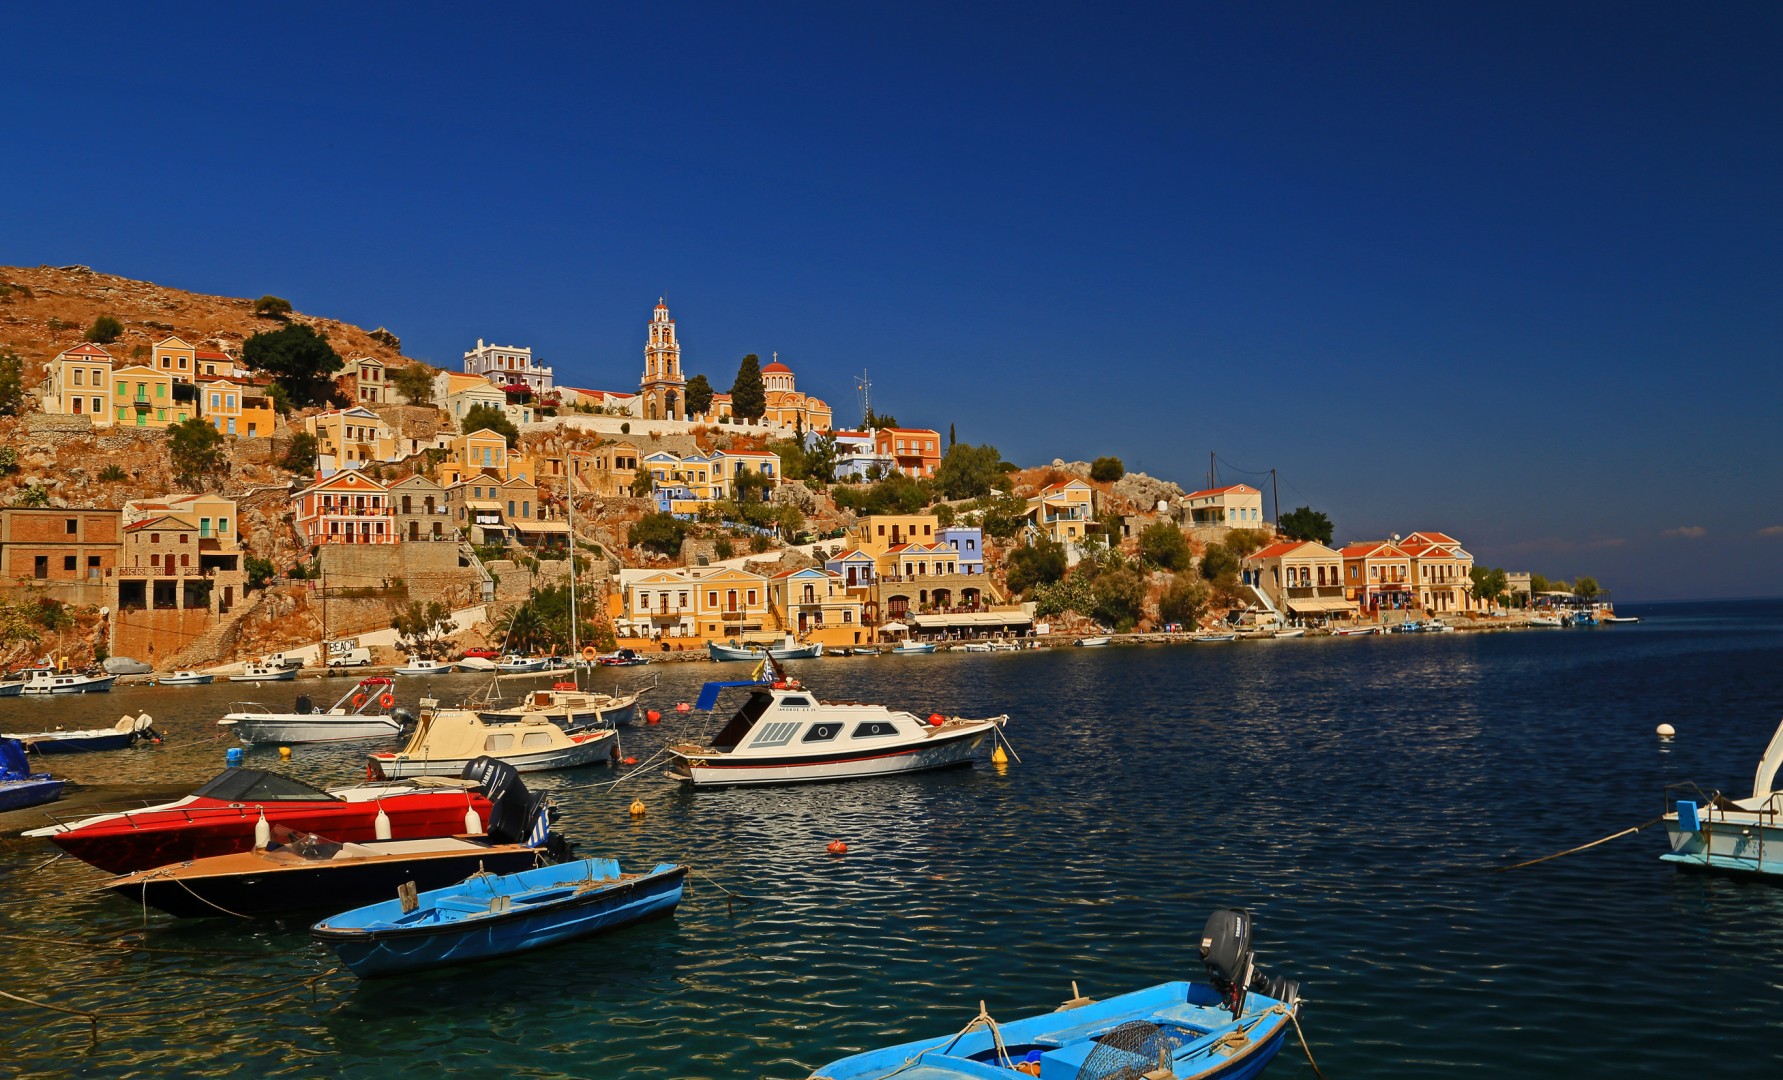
[1091,566,1146,631]
[729,354,766,422]
[167,416,226,488]
[1224,528,1271,557]
[934,442,1004,501]
[245,555,277,591]
[253,295,293,318]
[461,403,519,447]
[493,603,550,654]
[1199,541,1241,584]
[628,512,689,556]
[766,438,807,481]
[98,464,127,482]
[1278,506,1334,545]
[1573,576,1601,601]
[1158,576,1211,627]
[1089,456,1125,482]
[0,348,25,416]
[84,315,124,344]
[733,466,774,504]
[803,431,838,485]
[13,484,50,507]
[392,364,436,405]
[1469,566,1509,606]
[1139,521,1192,570]
[0,446,18,474]
[683,373,714,417]
[630,470,655,498]
[831,472,934,515]
[1529,572,1552,595]
[1005,539,1068,594]
[281,431,318,474]
[390,599,455,657]
[242,323,344,407]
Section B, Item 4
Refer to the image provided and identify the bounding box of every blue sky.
[6,3,1781,600]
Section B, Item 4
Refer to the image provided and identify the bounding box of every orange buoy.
[629,798,646,817]
[645,709,662,723]
[553,681,576,691]
[827,840,848,855]
[675,702,691,713]
[623,756,638,766]
[928,713,945,727]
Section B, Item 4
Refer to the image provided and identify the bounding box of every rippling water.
[4,601,1783,1077]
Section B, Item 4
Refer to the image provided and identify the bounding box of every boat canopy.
[192,769,336,803]
[695,680,771,711]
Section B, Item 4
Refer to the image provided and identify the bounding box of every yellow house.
[847,514,942,559]
[42,343,114,425]
[1026,479,1096,544]
[767,567,867,646]
[1401,532,1476,614]
[151,335,197,383]
[613,566,773,646]
[305,407,401,469]
[439,429,512,486]
[123,492,242,550]
[110,365,190,429]
[200,376,277,438]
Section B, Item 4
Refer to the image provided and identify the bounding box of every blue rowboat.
[311,857,687,977]
[0,738,66,813]
[810,909,1300,1080]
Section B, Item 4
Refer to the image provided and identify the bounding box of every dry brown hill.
[0,264,413,386]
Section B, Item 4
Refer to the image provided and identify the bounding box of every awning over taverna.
[910,611,1034,629]
[1285,597,1356,614]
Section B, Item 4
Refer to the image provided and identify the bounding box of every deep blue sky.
[6,3,1781,600]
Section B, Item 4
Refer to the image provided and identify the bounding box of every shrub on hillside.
[84,315,124,344]
[1089,456,1125,482]
[254,295,293,318]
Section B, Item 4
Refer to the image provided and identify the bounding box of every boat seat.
[432,896,493,914]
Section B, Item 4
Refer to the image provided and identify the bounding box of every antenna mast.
[855,369,872,426]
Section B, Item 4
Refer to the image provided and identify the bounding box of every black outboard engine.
[294,694,313,716]
[1200,908,1301,1018]
[390,707,416,728]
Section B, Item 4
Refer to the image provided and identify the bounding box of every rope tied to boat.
[1288,1005,1331,1079]
[1495,816,1665,871]
[0,967,339,1047]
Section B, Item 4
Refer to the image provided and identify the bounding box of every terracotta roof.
[59,343,113,359]
[194,349,232,361]
[1405,531,1459,545]
[761,361,792,374]
[1340,542,1408,559]
[880,427,939,436]
[1185,484,1260,499]
[1249,541,1315,560]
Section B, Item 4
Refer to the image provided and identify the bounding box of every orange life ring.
[366,762,376,780]
[582,646,597,661]
[553,681,576,691]
[353,693,367,709]
[379,693,395,709]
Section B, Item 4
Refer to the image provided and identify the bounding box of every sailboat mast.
[567,473,579,689]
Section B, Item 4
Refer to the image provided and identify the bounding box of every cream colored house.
[1183,484,1266,529]
[110,365,191,429]
[350,356,391,405]
[614,565,773,642]
[305,407,401,470]
[1243,540,1353,621]
[1401,532,1476,613]
[1026,479,1096,545]
[151,335,197,383]
[41,343,114,425]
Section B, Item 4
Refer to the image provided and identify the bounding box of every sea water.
[2,599,1781,1077]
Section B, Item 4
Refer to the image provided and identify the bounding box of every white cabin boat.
[1073,636,1111,648]
[19,667,117,694]
[219,678,407,744]
[890,640,936,655]
[367,699,617,778]
[666,669,1007,788]
[158,671,215,686]
[708,635,823,661]
[1664,716,1783,878]
[476,683,645,733]
[229,658,298,682]
[494,655,549,674]
[394,657,453,676]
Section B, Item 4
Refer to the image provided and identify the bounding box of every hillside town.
[0,266,1594,674]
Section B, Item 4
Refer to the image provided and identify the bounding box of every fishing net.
[1072,1020,1183,1080]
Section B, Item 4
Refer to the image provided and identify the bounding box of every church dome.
[761,360,792,374]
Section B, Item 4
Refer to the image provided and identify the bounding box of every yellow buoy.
[1656,723,1676,738]
[278,745,292,760]
[629,798,647,817]
[991,745,1009,765]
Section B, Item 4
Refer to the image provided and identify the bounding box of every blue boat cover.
[0,738,33,780]
[694,680,769,711]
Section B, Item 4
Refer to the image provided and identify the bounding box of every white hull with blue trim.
[1664,715,1783,878]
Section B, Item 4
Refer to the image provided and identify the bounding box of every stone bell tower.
[641,299,686,420]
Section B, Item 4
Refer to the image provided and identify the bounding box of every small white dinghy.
[159,671,215,686]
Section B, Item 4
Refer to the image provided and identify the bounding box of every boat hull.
[1664,811,1783,878]
[228,667,298,682]
[222,716,405,745]
[6,730,138,754]
[20,675,116,694]
[890,642,936,655]
[158,673,215,685]
[312,859,687,978]
[708,642,823,661]
[0,777,67,812]
[669,726,993,788]
[108,844,542,919]
[369,729,616,779]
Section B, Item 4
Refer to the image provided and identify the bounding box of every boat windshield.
[266,825,346,860]
[711,691,775,751]
[192,770,336,802]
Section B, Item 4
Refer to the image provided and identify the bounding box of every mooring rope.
[1496,817,1665,871]
[1290,1006,1330,1079]
[0,932,268,959]
[0,968,338,1045]
[584,746,671,790]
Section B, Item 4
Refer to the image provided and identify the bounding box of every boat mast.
[567,471,580,691]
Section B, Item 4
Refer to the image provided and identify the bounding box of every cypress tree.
[730,354,766,422]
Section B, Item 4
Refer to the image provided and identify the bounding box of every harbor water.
[3,599,1782,1077]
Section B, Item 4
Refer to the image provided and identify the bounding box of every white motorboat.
[708,635,824,661]
[1603,614,1641,624]
[456,656,498,672]
[1272,628,1306,639]
[367,698,617,778]
[1528,615,1564,628]
[1073,636,1111,648]
[494,654,549,674]
[219,678,408,744]
[1664,716,1783,878]
[159,671,215,686]
[953,642,992,653]
[476,682,646,733]
[985,641,1021,652]
[229,658,299,682]
[1330,625,1380,636]
[19,666,117,694]
[666,662,1007,788]
[394,657,453,677]
[890,640,936,655]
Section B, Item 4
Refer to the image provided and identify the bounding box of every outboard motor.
[1200,908,1301,1018]
[1200,908,1255,1017]
[294,694,313,716]
[390,707,416,729]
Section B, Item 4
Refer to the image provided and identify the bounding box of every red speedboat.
[23,767,493,874]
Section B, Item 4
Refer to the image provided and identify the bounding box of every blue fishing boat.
[311,857,687,977]
[809,909,1300,1080]
[0,738,66,812]
[2,713,159,755]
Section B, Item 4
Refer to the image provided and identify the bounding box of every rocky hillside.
[0,264,412,390]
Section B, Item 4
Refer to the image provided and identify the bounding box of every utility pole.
[1209,452,1217,489]
[1271,468,1279,527]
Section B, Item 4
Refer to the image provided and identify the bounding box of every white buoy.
[465,806,483,835]
[253,811,271,849]
[1657,723,1676,738]
[374,806,393,840]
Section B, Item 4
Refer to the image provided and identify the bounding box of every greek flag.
[526,806,550,848]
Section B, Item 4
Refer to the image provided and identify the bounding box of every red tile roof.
[761,361,792,374]
[1249,541,1315,560]
[1340,542,1408,559]
[1185,484,1260,499]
